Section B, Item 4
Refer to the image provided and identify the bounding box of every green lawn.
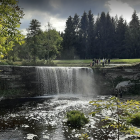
[1,59,140,67]
[53,59,92,66]
[110,59,140,64]
[54,59,140,66]
[54,59,92,64]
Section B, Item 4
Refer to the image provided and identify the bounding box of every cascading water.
[36,67,96,95]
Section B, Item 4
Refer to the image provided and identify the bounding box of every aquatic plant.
[66,110,89,128]
[89,97,140,139]
[127,112,140,126]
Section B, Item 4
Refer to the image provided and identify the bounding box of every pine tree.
[79,11,89,59]
[115,16,127,58]
[27,19,41,62]
[125,11,140,58]
[73,14,80,59]
[95,12,116,58]
[95,12,107,58]
[62,16,75,59]
[87,10,95,59]
[105,13,115,58]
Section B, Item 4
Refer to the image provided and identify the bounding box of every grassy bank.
[54,59,140,67]
[110,59,140,64]
[0,59,140,67]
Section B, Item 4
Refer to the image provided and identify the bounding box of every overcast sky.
[18,0,140,35]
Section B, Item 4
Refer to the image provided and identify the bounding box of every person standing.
[90,62,92,67]
[108,58,110,65]
[98,58,100,65]
[94,59,96,65]
[102,58,105,67]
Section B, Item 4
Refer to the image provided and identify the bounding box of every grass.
[54,59,140,64]
[54,59,140,67]
[110,59,140,64]
[0,59,140,67]
[54,59,92,67]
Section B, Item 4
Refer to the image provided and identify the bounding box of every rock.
[43,135,49,139]
[27,134,38,140]
[115,81,134,89]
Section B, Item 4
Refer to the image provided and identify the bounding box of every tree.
[105,13,115,58]
[17,38,32,61]
[62,16,75,59]
[27,19,41,62]
[79,11,89,59]
[95,12,115,58]
[42,23,63,61]
[87,10,95,59]
[115,16,127,58]
[95,12,106,58]
[73,13,80,59]
[0,0,25,58]
[125,11,140,58]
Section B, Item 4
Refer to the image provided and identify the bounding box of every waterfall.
[36,67,95,95]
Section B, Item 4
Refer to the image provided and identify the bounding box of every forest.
[62,10,140,59]
[11,11,140,61]
[1,0,140,62]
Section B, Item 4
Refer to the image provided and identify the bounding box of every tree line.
[61,10,140,59]
[1,0,140,61]
[8,21,63,62]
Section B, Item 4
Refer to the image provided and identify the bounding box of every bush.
[0,60,13,65]
[66,110,89,128]
[127,112,140,126]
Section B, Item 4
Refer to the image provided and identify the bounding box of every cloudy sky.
[18,0,140,35]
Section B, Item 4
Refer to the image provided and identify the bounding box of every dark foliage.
[61,10,140,59]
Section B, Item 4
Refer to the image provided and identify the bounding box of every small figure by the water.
[108,59,110,65]
[115,88,123,98]
[97,59,98,65]
[90,62,92,67]
[92,60,94,66]
[102,58,105,67]
[98,58,100,65]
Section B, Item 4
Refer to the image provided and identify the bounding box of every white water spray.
[36,67,96,95]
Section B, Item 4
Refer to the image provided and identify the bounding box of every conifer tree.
[87,10,95,59]
[125,11,140,58]
[62,16,75,59]
[79,11,89,59]
[27,19,41,62]
[115,16,127,58]
[73,14,80,59]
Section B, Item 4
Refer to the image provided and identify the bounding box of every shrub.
[127,112,140,126]
[0,60,13,65]
[66,110,89,128]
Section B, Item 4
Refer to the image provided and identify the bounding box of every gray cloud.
[18,0,140,33]
[18,0,109,18]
